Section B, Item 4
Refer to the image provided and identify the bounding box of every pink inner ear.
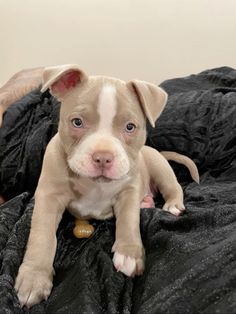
[51,71,81,94]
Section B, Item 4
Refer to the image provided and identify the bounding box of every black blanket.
[0,67,236,314]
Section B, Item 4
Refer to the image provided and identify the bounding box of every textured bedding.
[0,67,236,313]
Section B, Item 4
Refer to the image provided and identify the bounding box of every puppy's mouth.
[91,175,113,183]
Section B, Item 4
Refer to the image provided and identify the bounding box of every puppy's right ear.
[127,80,167,128]
[41,64,88,99]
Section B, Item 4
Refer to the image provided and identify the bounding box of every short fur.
[15,65,199,308]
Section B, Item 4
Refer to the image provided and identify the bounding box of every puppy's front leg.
[15,191,65,308]
[112,188,145,277]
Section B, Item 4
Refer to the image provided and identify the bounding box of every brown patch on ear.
[127,80,168,127]
[41,64,88,98]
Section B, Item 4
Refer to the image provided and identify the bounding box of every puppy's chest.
[68,178,126,220]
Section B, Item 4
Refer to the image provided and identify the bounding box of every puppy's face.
[41,65,167,181]
[59,78,146,180]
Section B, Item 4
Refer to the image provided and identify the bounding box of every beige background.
[1,0,236,85]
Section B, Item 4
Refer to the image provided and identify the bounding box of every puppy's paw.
[15,263,53,308]
[163,200,185,216]
[112,242,145,277]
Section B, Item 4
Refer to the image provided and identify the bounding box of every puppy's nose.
[92,151,114,169]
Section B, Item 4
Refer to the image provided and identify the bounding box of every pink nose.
[92,151,114,169]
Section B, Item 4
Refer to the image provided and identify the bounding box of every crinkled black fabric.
[0,89,60,199]
[0,67,236,314]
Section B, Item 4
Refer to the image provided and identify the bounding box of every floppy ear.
[127,80,168,127]
[41,64,88,98]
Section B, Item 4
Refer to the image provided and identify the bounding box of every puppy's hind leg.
[142,146,185,216]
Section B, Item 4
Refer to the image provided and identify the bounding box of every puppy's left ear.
[41,64,88,99]
[127,80,168,127]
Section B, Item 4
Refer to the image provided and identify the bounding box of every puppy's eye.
[71,118,83,128]
[125,122,136,133]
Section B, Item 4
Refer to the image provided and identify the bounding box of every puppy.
[15,65,199,308]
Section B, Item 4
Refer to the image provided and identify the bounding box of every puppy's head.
[42,65,167,181]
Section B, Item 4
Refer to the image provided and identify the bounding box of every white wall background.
[1,0,236,85]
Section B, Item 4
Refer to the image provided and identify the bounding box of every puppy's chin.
[79,171,128,182]
[90,176,113,183]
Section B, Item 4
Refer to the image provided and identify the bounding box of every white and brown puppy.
[15,65,199,308]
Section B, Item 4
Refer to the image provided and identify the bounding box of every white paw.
[15,263,53,308]
[163,201,185,216]
[113,252,144,277]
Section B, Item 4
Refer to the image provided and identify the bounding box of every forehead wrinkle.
[115,110,140,123]
[72,104,92,114]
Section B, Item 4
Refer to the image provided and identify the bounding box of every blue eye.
[125,122,136,133]
[72,118,83,128]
